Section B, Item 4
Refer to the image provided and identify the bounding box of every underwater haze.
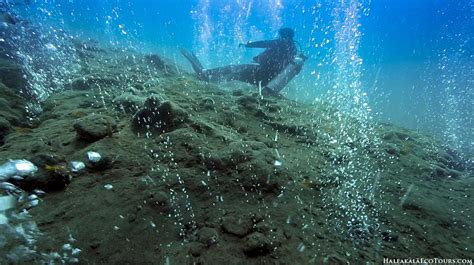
[0,0,473,264]
[16,0,474,156]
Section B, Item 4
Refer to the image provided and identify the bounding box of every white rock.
[71,161,85,172]
[62,243,72,251]
[71,248,81,255]
[87,152,102,163]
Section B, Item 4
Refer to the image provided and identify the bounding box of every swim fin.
[180,48,208,81]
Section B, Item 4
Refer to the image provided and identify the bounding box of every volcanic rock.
[132,97,188,133]
[222,214,253,237]
[243,232,272,257]
[73,114,117,142]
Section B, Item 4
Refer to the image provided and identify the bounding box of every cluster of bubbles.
[410,0,473,162]
[1,2,80,117]
[0,181,81,264]
[0,208,41,263]
[435,17,473,160]
[160,136,197,240]
[185,1,393,258]
[320,0,386,247]
[188,0,389,252]
[0,211,81,264]
[15,27,80,101]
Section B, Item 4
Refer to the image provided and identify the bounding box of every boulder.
[243,232,271,257]
[197,227,219,247]
[132,97,188,133]
[73,114,117,142]
[222,214,253,237]
[113,93,146,113]
[0,81,26,125]
[15,154,71,192]
[0,58,26,90]
[238,159,281,194]
[145,190,171,213]
[199,97,215,111]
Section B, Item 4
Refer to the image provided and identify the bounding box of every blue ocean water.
[1,1,473,263]
[12,0,474,155]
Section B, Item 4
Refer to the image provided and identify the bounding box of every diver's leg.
[204,64,259,84]
[180,48,208,81]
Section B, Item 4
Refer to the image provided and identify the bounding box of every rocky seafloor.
[0,41,473,264]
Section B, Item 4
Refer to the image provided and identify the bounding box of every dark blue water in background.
[12,0,474,155]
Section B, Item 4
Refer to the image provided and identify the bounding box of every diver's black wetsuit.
[203,38,297,86]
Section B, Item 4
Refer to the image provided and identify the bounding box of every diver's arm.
[244,40,278,48]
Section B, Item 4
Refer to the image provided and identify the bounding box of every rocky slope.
[0,42,472,264]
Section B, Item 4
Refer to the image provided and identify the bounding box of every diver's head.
[278,28,294,40]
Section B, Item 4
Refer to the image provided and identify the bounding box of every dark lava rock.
[31,168,71,192]
[0,99,20,125]
[15,154,71,192]
[0,117,11,145]
[385,144,399,156]
[126,213,137,223]
[440,148,474,173]
[253,224,284,248]
[243,232,271,257]
[187,242,205,257]
[199,98,215,111]
[205,140,271,170]
[222,214,253,237]
[236,95,258,109]
[238,160,280,194]
[0,59,26,90]
[113,93,145,113]
[381,231,399,242]
[0,82,26,125]
[146,190,171,213]
[197,227,219,247]
[132,97,188,133]
[73,114,117,142]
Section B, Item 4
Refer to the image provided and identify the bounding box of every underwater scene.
[0,0,473,264]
